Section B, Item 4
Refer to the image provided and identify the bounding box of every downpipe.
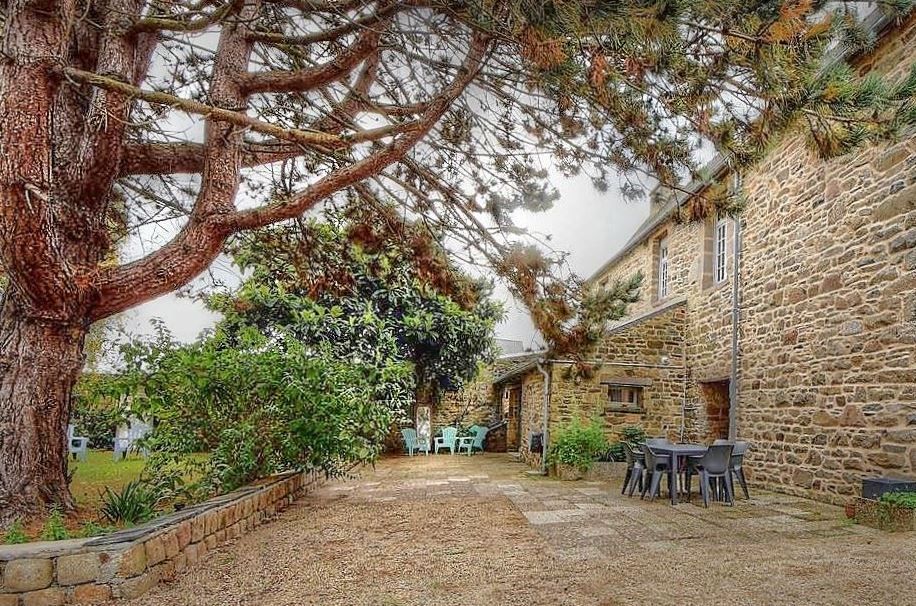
[537,360,551,475]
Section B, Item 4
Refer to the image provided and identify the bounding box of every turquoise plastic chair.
[471,425,489,453]
[401,428,429,456]
[459,425,489,455]
[401,428,418,456]
[434,426,458,454]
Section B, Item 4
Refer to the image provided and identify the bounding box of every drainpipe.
[728,175,743,441]
[536,360,551,474]
[680,334,688,442]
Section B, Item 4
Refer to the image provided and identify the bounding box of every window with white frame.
[657,237,669,299]
[714,218,728,283]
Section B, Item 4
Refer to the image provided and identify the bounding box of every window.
[714,218,728,283]
[607,385,643,412]
[657,237,669,300]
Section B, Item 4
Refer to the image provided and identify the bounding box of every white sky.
[119,173,650,348]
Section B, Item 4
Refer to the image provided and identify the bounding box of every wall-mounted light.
[660,356,670,366]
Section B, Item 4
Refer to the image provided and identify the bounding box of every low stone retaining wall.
[551,462,629,481]
[0,469,326,605]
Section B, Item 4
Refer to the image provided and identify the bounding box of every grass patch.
[69,450,146,508]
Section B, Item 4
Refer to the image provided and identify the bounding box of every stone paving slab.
[325,454,879,561]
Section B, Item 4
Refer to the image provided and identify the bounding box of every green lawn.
[69,450,146,507]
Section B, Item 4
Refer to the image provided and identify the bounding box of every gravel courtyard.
[124,454,916,606]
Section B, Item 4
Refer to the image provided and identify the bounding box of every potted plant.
[853,491,916,531]
[547,417,608,480]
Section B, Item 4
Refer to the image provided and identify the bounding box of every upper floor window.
[714,218,728,284]
[657,237,669,300]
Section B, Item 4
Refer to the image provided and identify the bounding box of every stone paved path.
[127,454,916,606]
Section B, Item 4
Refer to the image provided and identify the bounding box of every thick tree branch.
[63,67,414,153]
[132,1,237,33]
[119,141,305,175]
[238,23,385,94]
[247,3,400,45]
[93,27,488,322]
[225,32,490,230]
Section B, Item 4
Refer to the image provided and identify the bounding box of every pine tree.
[0,0,913,521]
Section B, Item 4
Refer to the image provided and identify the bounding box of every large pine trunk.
[0,296,87,524]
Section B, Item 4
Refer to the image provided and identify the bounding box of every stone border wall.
[0,469,326,605]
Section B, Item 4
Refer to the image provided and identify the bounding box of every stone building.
[421,351,545,452]
[506,11,916,504]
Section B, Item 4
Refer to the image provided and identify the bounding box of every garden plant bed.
[0,469,327,605]
[852,497,916,532]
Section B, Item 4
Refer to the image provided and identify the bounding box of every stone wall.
[0,470,325,605]
[434,366,500,431]
[736,13,916,504]
[549,301,688,443]
[591,202,739,445]
[585,14,916,504]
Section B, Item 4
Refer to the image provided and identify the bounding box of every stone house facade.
[506,12,916,505]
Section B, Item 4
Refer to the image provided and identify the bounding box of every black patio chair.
[730,441,750,500]
[621,442,645,496]
[640,445,672,502]
[686,444,735,507]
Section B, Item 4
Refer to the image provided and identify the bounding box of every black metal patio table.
[648,443,708,505]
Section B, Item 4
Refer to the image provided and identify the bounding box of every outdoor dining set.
[621,438,750,507]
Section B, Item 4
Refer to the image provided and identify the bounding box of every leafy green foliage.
[879,491,916,509]
[100,480,158,525]
[3,520,28,544]
[72,372,130,449]
[40,509,70,541]
[213,210,503,404]
[78,521,116,539]
[119,324,403,494]
[548,418,609,472]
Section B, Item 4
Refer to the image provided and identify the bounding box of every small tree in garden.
[210,208,504,413]
[1,0,914,521]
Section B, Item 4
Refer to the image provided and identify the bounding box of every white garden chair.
[113,417,152,461]
[67,424,89,462]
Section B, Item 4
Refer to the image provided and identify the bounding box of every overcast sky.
[119,175,650,349]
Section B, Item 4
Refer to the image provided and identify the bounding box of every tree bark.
[0,295,87,524]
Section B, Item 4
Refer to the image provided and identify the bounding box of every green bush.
[40,508,70,541]
[548,417,609,472]
[3,520,28,544]
[879,491,916,509]
[120,326,405,496]
[72,373,130,449]
[100,480,158,525]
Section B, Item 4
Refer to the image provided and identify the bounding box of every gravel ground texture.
[121,454,916,606]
